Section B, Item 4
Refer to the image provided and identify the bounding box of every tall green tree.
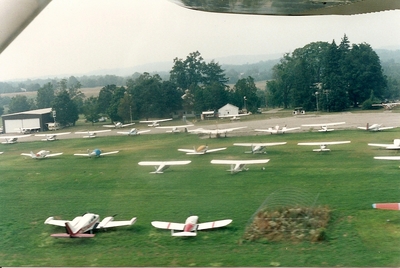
[52,89,79,126]
[82,96,100,125]
[36,82,55,109]
[8,95,34,113]
[231,76,259,112]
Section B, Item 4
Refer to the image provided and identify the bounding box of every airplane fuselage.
[68,213,100,234]
[183,216,198,232]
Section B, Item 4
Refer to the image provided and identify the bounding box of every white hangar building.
[1,108,53,134]
[218,103,239,117]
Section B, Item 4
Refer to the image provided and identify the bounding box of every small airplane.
[297,141,351,152]
[219,113,250,121]
[103,122,135,128]
[75,129,111,138]
[21,150,63,159]
[156,124,194,133]
[138,160,191,174]
[117,128,151,136]
[178,145,226,155]
[151,215,232,237]
[233,142,287,154]
[210,159,270,174]
[372,102,400,110]
[368,139,400,150]
[189,126,247,138]
[255,125,300,134]
[35,132,71,141]
[1,135,31,144]
[139,118,173,127]
[301,122,345,132]
[357,123,396,132]
[74,149,119,158]
[44,212,136,238]
[372,203,400,210]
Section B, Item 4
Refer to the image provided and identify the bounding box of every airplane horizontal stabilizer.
[50,233,95,238]
[197,219,232,230]
[373,203,400,210]
[172,231,197,237]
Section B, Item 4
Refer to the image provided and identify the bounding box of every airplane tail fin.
[30,151,35,158]
[65,222,79,236]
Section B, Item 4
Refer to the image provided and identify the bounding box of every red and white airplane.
[357,123,396,132]
[75,129,111,138]
[139,118,172,127]
[233,142,287,154]
[178,145,226,155]
[372,203,400,210]
[368,139,400,150]
[151,215,232,237]
[74,149,119,158]
[138,160,191,174]
[1,135,31,144]
[44,213,136,238]
[302,122,345,132]
[117,128,150,136]
[255,125,300,134]
[156,124,194,133]
[189,126,247,138]
[210,159,270,174]
[35,132,71,141]
[297,141,351,152]
[103,122,135,129]
[21,150,63,159]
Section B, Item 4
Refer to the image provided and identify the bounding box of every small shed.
[1,108,53,133]
[218,103,239,117]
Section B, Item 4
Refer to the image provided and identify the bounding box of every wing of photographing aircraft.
[178,145,226,155]
[211,159,270,174]
[138,160,191,173]
[233,142,287,154]
[298,141,351,151]
[368,139,400,150]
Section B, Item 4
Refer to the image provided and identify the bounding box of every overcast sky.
[0,0,399,81]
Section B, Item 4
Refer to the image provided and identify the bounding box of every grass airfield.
[0,125,400,266]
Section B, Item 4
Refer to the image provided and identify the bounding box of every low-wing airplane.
[1,135,31,144]
[138,160,191,174]
[189,126,247,138]
[368,139,400,150]
[103,122,135,128]
[210,159,270,174]
[357,123,396,131]
[255,125,300,134]
[117,128,151,136]
[372,203,400,210]
[178,145,226,155]
[75,129,111,138]
[35,132,71,141]
[297,141,351,152]
[156,124,194,133]
[44,212,136,238]
[21,150,63,159]
[302,122,345,132]
[139,118,173,127]
[219,113,250,121]
[233,142,287,154]
[74,149,119,158]
[151,215,232,237]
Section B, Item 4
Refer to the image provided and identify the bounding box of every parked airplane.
[21,150,63,159]
[302,122,345,132]
[35,132,71,141]
[357,123,396,131]
[219,113,250,121]
[178,145,226,155]
[372,102,400,110]
[372,203,400,210]
[151,215,232,237]
[255,125,300,134]
[368,139,400,150]
[138,160,191,174]
[297,141,351,152]
[210,159,270,174]
[103,122,135,128]
[117,128,150,136]
[189,126,247,138]
[74,149,119,158]
[233,142,287,154]
[1,135,31,144]
[44,212,136,238]
[156,124,194,133]
[139,118,173,127]
[75,129,111,138]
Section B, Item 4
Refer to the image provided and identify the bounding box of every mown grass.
[0,128,399,266]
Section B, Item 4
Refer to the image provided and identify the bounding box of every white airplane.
[75,129,111,138]
[35,132,71,141]
[372,203,400,210]
[117,128,150,136]
[210,159,270,174]
[21,150,63,159]
[372,102,400,110]
[374,156,400,167]
[156,124,194,133]
[44,212,136,238]
[297,141,351,152]
[1,135,31,144]
[178,145,226,155]
[138,160,191,174]
[103,122,135,128]
[255,125,300,134]
[368,139,400,150]
[74,149,119,158]
[357,123,396,131]
[139,118,173,127]
[219,113,250,121]
[151,215,232,237]
[302,122,345,132]
[233,142,287,154]
[189,126,247,138]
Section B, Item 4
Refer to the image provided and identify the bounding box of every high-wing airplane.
[156,124,194,133]
[117,128,151,136]
[44,212,136,238]
[21,150,63,159]
[139,118,173,127]
[368,139,400,150]
[178,145,226,155]
[302,122,345,132]
[357,123,396,131]
[151,215,232,237]
[255,125,300,134]
[1,135,31,144]
[372,203,400,210]
[210,159,270,174]
[189,126,247,138]
[297,141,351,151]
[75,129,111,138]
[138,160,191,174]
[233,142,287,154]
[35,132,71,141]
[219,113,250,121]
[103,122,135,128]
[74,149,119,158]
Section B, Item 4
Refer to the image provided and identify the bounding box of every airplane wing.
[302,122,345,127]
[96,217,137,229]
[138,160,191,166]
[197,219,232,230]
[205,147,227,153]
[211,159,270,165]
[156,124,194,129]
[254,128,275,133]
[103,124,117,128]
[35,132,71,136]
[75,130,111,134]
[2,135,30,139]
[44,217,69,227]
[378,126,396,130]
[74,153,91,157]
[151,221,185,230]
[121,123,135,127]
[178,149,196,153]
[234,142,287,147]
[46,152,63,158]
[372,203,400,210]
[368,143,394,148]
[140,118,173,123]
[21,153,33,157]
[374,156,400,160]
[223,126,247,132]
[298,141,351,146]
[100,151,119,156]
